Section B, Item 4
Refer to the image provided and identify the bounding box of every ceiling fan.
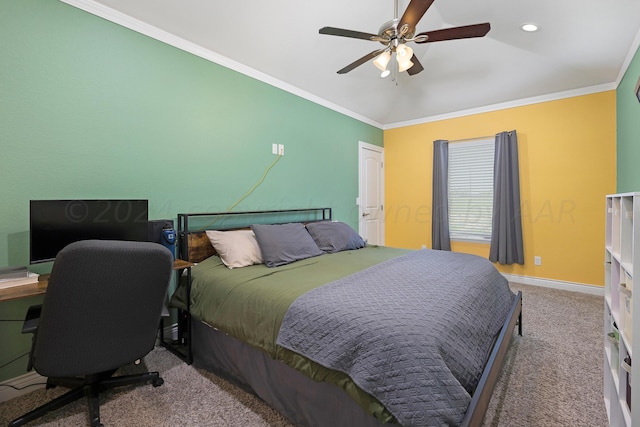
[319,0,491,77]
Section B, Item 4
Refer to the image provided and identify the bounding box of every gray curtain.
[489,130,524,264]
[432,140,451,250]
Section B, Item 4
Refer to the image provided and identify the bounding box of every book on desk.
[0,267,40,290]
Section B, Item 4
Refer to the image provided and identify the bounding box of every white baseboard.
[0,371,46,403]
[502,273,604,296]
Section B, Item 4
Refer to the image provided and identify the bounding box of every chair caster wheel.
[152,377,164,387]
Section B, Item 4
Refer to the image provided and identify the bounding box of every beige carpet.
[0,283,608,426]
[482,283,607,427]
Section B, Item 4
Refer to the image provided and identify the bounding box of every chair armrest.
[22,304,42,334]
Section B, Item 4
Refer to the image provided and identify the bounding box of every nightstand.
[159,259,194,364]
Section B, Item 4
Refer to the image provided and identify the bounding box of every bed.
[169,208,522,427]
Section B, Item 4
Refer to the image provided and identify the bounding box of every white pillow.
[205,229,263,268]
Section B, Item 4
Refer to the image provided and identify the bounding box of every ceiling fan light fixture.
[373,51,392,72]
[397,59,414,73]
[395,43,414,72]
[396,44,413,59]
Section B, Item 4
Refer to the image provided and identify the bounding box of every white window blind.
[448,139,495,242]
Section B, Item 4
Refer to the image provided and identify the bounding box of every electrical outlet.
[421,245,427,250]
[272,143,278,154]
[278,144,285,156]
[534,256,542,266]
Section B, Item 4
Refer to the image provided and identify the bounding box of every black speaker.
[148,219,174,244]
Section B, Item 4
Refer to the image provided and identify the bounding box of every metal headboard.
[176,208,332,263]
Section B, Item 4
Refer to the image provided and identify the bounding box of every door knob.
[362,212,370,217]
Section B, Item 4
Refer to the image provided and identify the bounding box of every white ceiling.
[65,0,640,128]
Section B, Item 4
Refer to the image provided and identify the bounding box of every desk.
[2,260,194,364]
[1,259,195,393]
[0,276,50,303]
[0,260,194,303]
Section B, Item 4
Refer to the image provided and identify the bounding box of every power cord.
[197,154,283,230]
[227,154,282,212]
[0,353,47,391]
[0,352,29,371]
[0,155,283,389]
[0,352,30,369]
[0,382,47,391]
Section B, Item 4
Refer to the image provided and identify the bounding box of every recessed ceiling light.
[521,23,539,32]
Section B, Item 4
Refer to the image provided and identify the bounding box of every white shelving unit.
[605,192,640,426]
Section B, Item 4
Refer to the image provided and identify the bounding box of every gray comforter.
[276,249,515,427]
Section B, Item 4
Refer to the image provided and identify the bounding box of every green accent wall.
[617,44,640,192]
[0,0,381,382]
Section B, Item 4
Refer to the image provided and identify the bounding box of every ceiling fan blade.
[415,23,491,43]
[406,54,424,75]
[337,49,387,74]
[319,26,379,41]
[398,0,436,36]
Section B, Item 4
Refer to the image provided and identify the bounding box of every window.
[448,139,495,242]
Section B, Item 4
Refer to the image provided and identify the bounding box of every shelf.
[605,193,640,426]
[623,262,634,281]
[605,336,620,379]
[622,331,633,360]
[612,197,621,256]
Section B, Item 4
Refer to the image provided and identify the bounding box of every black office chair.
[9,240,174,427]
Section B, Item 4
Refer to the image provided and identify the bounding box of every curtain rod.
[448,135,495,143]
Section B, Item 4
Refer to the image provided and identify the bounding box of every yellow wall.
[384,91,616,286]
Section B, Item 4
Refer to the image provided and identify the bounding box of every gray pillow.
[305,221,366,253]
[251,223,323,268]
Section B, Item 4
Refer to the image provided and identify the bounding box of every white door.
[358,141,384,245]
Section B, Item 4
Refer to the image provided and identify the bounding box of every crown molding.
[383,83,616,130]
[59,0,383,129]
[59,0,633,132]
[617,25,640,85]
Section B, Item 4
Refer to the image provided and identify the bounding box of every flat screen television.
[30,199,149,264]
